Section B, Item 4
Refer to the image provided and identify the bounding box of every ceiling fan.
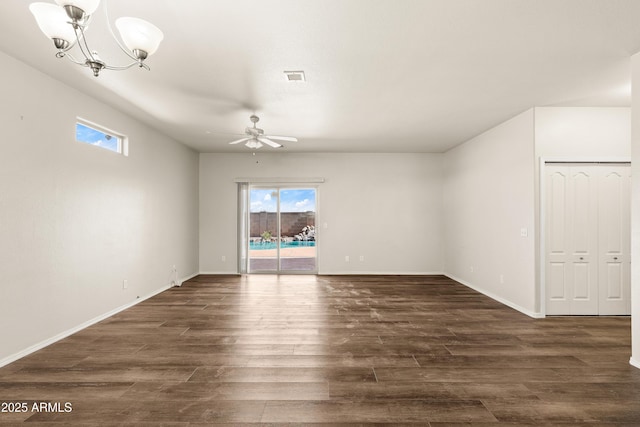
[228,115,297,149]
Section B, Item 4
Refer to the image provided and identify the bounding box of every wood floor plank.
[0,274,638,425]
[121,381,330,401]
[188,366,377,383]
[0,366,197,383]
[480,399,597,423]
[374,366,563,383]
[261,400,497,423]
[0,382,134,400]
[414,354,587,369]
[244,355,418,368]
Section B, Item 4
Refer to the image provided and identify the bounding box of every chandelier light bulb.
[115,17,164,57]
[29,2,76,45]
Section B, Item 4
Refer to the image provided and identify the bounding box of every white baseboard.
[0,282,179,369]
[174,272,202,286]
[319,271,445,276]
[445,274,544,319]
[196,271,241,275]
[631,357,640,370]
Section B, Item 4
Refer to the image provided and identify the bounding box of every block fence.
[250,211,315,238]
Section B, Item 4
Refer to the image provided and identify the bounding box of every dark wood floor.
[1,274,639,425]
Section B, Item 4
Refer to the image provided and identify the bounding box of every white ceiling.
[2,0,640,153]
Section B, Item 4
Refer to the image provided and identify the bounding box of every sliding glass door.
[249,188,279,272]
[248,186,317,273]
[278,189,317,272]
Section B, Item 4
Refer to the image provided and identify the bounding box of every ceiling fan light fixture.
[245,139,263,149]
[228,115,297,150]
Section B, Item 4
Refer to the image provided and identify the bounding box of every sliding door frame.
[237,178,323,275]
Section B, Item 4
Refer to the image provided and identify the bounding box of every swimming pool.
[249,241,316,250]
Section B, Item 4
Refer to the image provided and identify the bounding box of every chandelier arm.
[62,52,90,66]
[74,24,96,62]
[103,61,150,71]
[103,0,139,62]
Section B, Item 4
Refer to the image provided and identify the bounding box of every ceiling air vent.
[284,70,306,82]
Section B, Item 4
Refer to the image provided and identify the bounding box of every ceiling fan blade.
[264,135,297,142]
[229,137,250,145]
[258,137,282,148]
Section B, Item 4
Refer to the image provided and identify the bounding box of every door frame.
[539,157,631,316]
[245,184,320,275]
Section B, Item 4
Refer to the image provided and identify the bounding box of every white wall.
[200,153,443,274]
[630,53,640,369]
[443,109,537,316]
[0,51,199,365]
[535,107,631,159]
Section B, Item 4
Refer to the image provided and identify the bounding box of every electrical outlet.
[221,255,226,262]
[470,266,474,273]
[345,255,350,262]
[359,255,365,261]
[123,279,128,289]
[499,274,504,284]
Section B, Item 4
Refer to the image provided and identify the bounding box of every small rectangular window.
[76,119,127,155]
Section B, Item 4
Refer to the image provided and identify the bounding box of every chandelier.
[29,0,163,77]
